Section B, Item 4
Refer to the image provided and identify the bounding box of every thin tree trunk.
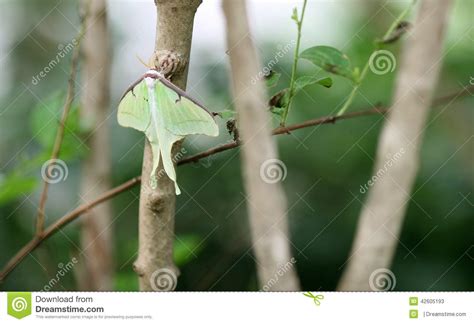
[78,0,113,291]
[223,0,300,291]
[338,0,453,291]
[133,0,201,291]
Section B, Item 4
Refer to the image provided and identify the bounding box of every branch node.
[132,262,145,277]
[147,193,172,215]
[149,50,186,79]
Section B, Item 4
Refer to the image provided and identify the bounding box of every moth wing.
[156,128,183,195]
[156,81,219,137]
[117,79,150,131]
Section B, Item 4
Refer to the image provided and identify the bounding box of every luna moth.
[117,69,219,195]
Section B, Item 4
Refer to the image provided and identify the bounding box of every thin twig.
[432,85,473,105]
[336,0,417,116]
[35,24,86,235]
[0,85,471,283]
[181,84,472,164]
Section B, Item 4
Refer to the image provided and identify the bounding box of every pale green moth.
[117,69,219,195]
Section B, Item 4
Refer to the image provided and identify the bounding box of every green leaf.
[300,46,357,82]
[265,71,281,88]
[216,109,236,120]
[295,76,333,92]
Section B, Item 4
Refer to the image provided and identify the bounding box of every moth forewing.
[117,80,151,132]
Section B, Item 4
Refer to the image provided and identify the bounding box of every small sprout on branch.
[291,7,299,23]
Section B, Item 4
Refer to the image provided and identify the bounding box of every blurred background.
[0,0,472,291]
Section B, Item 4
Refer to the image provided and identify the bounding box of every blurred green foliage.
[0,91,85,205]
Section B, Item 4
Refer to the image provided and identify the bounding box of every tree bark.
[78,0,113,291]
[338,0,454,291]
[133,0,201,291]
[223,0,300,291]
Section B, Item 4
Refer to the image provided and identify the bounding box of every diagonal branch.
[0,177,140,283]
[180,84,472,165]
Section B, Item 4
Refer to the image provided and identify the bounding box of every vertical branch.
[133,0,202,291]
[281,0,308,126]
[78,0,113,291]
[223,0,300,291]
[338,0,454,291]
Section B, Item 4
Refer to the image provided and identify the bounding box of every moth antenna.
[136,55,152,69]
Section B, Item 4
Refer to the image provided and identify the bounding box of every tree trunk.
[78,0,113,291]
[133,0,201,291]
[223,0,300,291]
[338,0,453,291]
